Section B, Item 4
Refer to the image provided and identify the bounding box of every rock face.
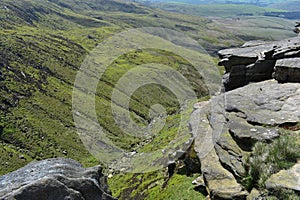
[218,37,300,91]
[265,162,300,192]
[190,80,300,199]
[190,99,248,199]
[0,158,116,200]
[274,58,300,82]
[195,33,300,199]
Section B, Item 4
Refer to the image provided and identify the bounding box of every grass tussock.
[242,132,300,191]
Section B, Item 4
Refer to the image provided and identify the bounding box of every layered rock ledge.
[218,37,300,91]
[0,158,116,200]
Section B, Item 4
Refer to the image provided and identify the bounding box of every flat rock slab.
[266,162,300,192]
[276,58,300,69]
[227,113,279,151]
[0,158,116,200]
[225,80,300,126]
[274,58,300,82]
[201,149,248,199]
[272,37,300,59]
[218,42,274,61]
[218,37,300,91]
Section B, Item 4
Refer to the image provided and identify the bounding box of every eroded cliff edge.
[190,36,300,199]
[219,36,300,91]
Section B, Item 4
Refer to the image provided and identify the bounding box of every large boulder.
[224,80,300,126]
[0,158,116,200]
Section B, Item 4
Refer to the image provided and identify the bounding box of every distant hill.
[270,0,300,11]
[144,2,285,17]
[138,0,287,6]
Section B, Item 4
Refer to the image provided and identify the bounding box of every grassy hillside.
[138,0,287,6]
[145,2,285,17]
[211,16,296,41]
[0,1,223,199]
[270,0,300,11]
[139,1,296,41]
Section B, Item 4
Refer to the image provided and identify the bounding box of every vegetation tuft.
[242,131,300,191]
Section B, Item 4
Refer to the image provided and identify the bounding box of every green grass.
[0,0,214,176]
[108,168,205,200]
[145,173,205,200]
[147,3,286,18]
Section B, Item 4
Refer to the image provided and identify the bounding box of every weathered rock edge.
[190,80,300,199]
[0,158,116,200]
[218,37,300,91]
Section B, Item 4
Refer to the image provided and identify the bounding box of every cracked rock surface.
[190,80,300,199]
[218,37,300,91]
[0,158,116,200]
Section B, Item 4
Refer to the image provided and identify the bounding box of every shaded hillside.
[48,0,149,13]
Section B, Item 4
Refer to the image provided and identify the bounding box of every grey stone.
[241,40,270,48]
[294,22,300,35]
[274,58,300,83]
[246,188,261,200]
[227,114,279,151]
[246,60,276,82]
[0,158,116,200]
[272,37,300,59]
[200,149,248,199]
[190,98,248,199]
[218,37,300,91]
[218,42,275,70]
[215,130,246,178]
[265,162,300,192]
[192,175,205,187]
[189,80,300,199]
[224,80,300,126]
[223,65,247,91]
